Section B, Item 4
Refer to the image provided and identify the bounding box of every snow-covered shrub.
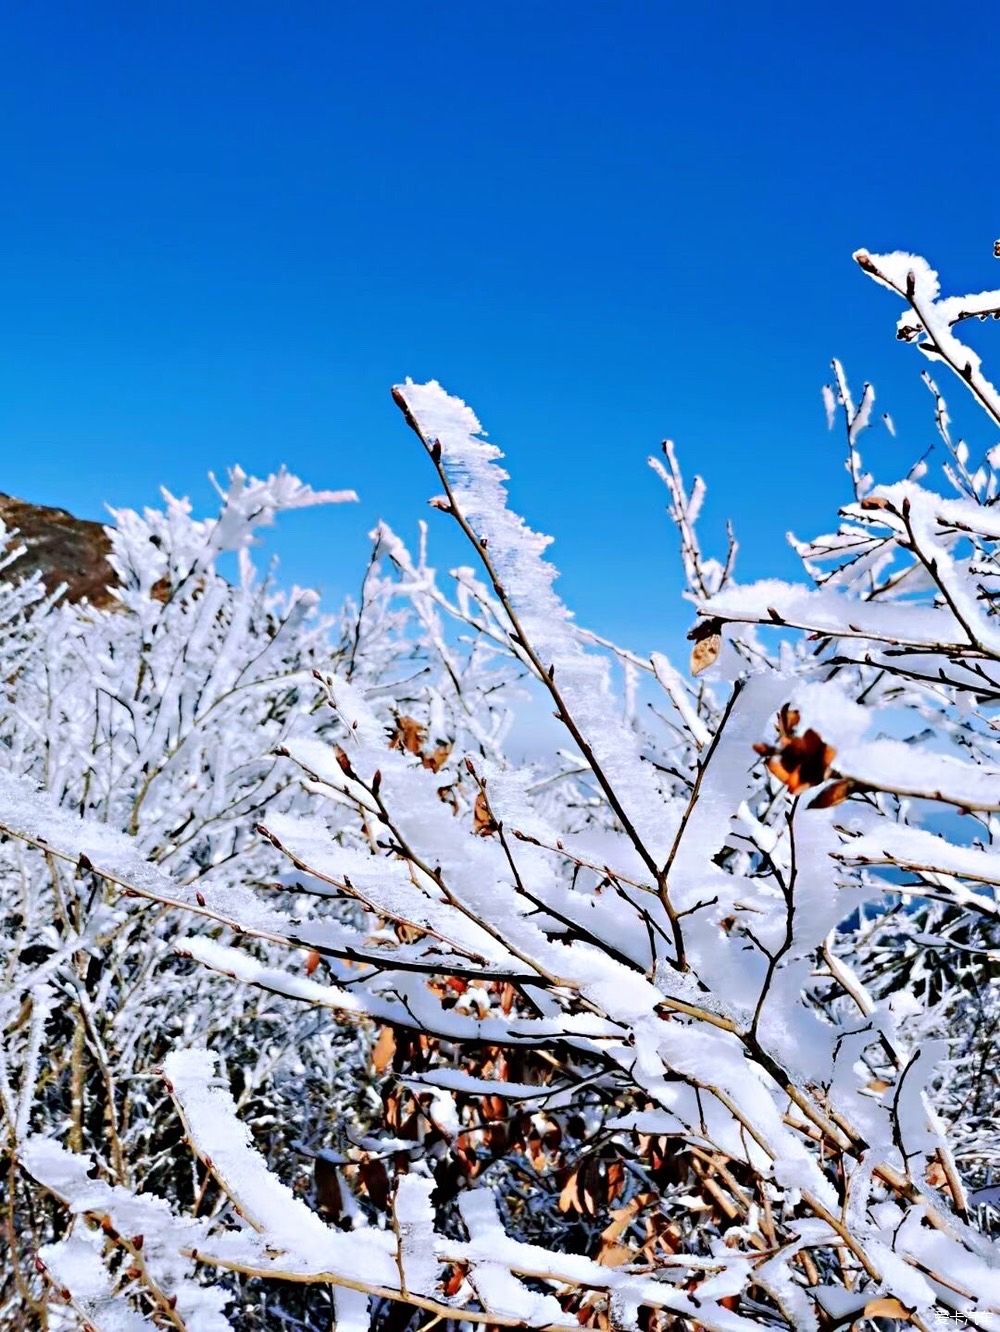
[0,469,523,1327]
[0,247,997,1330]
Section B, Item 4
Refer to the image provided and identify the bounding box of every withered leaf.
[485,1121,508,1155]
[606,1160,625,1202]
[809,778,856,809]
[766,731,836,793]
[398,1110,421,1141]
[474,789,498,837]
[371,1026,396,1074]
[481,1093,505,1122]
[925,1160,948,1189]
[314,1155,343,1218]
[558,1169,583,1214]
[690,633,721,676]
[863,1297,914,1321]
[687,616,723,676]
[443,1266,467,1298]
[776,703,800,740]
[596,1242,632,1268]
[388,715,453,774]
[578,1157,604,1215]
[423,742,452,774]
[755,705,836,794]
[358,1158,390,1210]
[601,1193,649,1246]
[388,715,426,757]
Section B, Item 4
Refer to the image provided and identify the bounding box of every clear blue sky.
[1,2,998,653]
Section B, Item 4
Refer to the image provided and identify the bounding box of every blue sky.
[1,2,998,655]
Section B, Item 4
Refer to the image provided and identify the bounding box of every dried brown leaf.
[776,703,801,740]
[314,1155,343,1218]
[687,617,723,676]
[558,1169,582,1214]
[424,743,452,773]
[358,1159,390,1210]
[443,1265,466,1298]
[863,1297,914,1320]
[690,633,721,676]
[389,715,426,756]
[371,1026,396,1075]
[757,706,836,794]
[474,790,498,837]
[925,1160,948,1189]
[809,778,855,809]
[596,1242,633,1268]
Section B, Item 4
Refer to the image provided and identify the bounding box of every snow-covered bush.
[0,469,522,1327]
[1,247,998,1330]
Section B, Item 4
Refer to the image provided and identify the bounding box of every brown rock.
[0,493,119,608]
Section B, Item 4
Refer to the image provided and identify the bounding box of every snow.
[0,769,289,938]
[334,1287,371,1332]
[704,579,971,651]
[402,1067,567,1101]
[857,249,1000,429]
[38,1233,153,1331]
[163,1049,400,1285]
[837,822,1000,916]
[22,1137,234,1331]
[393,1174,440,1296]
[837,738,1000,810]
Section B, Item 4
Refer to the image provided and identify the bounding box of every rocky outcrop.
[0,494,118,608]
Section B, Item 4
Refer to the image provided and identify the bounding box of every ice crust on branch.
[394,379,678,864]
